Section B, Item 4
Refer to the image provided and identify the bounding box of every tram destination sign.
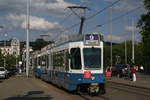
[84,34,100,46]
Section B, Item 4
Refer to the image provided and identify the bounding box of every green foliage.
[0,55,17,67]
[0,50,4,66]
[104,41,142,67]
[30,38,53,51]
[137,0,150,73]
[5,55,17,67]
[144,0,150,10]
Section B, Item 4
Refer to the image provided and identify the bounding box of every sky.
[0,0,146,43]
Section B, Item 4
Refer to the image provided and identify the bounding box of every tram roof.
[41,34,103,51]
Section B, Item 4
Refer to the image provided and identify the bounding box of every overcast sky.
[0,0,146,42]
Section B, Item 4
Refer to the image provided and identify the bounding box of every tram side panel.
[33,39,105,94]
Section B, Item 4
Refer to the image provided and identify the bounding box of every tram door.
[64,50,69,85]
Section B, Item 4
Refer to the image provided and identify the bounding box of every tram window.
[46,55,49,69]
[65,51,69,71]
[41,56,46,67]
[83,48,101,69]
[53,53,57,69]
[70,48,81,69]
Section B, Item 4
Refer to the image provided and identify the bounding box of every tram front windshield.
[83,48,101,69]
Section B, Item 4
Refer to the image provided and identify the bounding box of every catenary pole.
[26,0,30,77]
[124,17,127,64]
[110,7,113,67]
[132,17,135,64]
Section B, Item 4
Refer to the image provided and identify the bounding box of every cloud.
[104,0,143,11]
[104,34,122,42]
[0,0,75,17]
[6,14,62,31]
[125,26,139,32]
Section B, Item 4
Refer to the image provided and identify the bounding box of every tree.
[104,41,142,67]
[30,38,53,51]
[0,49,4,66]
[137,0,150,73]
[5,55,16,67]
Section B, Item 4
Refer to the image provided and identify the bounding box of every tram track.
[77,92,110,100]
[107,81,150,97]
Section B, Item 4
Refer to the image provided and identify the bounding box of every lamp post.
[0,25,6,67]
[123,17,127,65]
[132,18,135,64]
[26,0,30,77]
[4,33,7,67]
[110,7,113,67]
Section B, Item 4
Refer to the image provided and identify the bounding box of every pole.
[26,0,30,77]
[124,17,127,64]
[132,18,135,64]
[68,6,88,34]
[4,34,7,67]
[4,40,6,67]
[125,40,127,64]
[79,17,85,34]
[110,7,113,67]
[16,56,17,68]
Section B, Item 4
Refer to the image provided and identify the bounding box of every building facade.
[0,38,20,57]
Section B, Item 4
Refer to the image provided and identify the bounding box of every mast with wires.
[68,6,89,34]
[110,7,113,67]
[132,17,135,64]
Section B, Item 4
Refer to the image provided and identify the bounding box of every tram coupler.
[88,83,99,95]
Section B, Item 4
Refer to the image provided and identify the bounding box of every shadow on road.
[4,91,53,100]
[0,79,4,83]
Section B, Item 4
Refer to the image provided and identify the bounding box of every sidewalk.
[107,72,150,89]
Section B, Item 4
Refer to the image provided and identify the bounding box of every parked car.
[5,66,17,76]
[0,67,8,79]
[112,64,125,77]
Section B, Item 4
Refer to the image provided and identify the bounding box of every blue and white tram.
[32,34,105,94]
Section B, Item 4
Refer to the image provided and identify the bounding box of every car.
[112,64,125,77]
[0,67,8,79]
[5,66,17,76]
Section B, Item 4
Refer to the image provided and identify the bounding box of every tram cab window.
[70,48,81,69]
[83,48,101,69]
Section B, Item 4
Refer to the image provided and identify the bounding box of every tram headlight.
[91,76,96,80]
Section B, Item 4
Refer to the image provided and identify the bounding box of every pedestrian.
[130,66,137,82]
[127,64,131,79]
[19,68,22,74]
[105,66,112,79]
[124,65,128,78]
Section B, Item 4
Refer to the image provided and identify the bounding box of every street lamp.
[132,18,135,64]
[110,7,113,67]
[40,34,51,41]
[4,33,7,67]
[0,25,6,67]
[26,0,30,77]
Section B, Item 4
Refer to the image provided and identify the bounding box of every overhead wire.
[51,1,90,41]
[86,0,121,20]
[100,6,142,26]
[58,1,90,25]
[84,6,142,33]
[60,0,122,34]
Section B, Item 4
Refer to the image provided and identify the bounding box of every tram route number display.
[84,34,100,46]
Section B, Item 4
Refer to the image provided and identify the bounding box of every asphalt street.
[0,74,149,100]
[0,75,84,100]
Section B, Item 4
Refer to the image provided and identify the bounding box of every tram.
[31,34,105,94]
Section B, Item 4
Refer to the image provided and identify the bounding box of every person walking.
[130,66,137,82]
[105,66,112,79]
